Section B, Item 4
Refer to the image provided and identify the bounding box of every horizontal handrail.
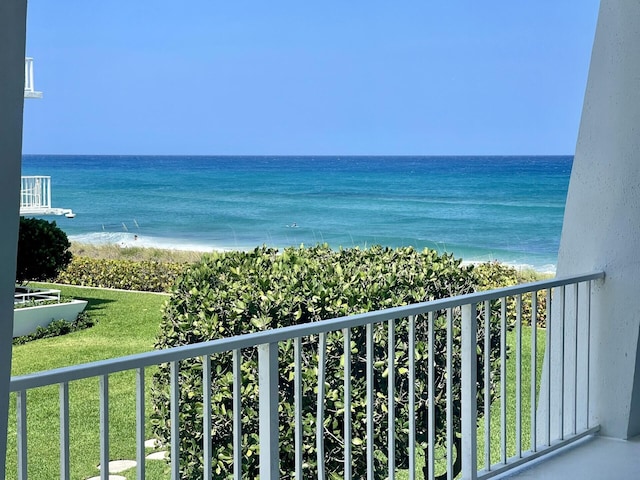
[10,271,604,392]
[14,288,61,301]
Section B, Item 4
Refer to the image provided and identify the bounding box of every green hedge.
[12,312,95,345]
[474,262,548,327]
[151,245,504,479]
[56,257,186,292]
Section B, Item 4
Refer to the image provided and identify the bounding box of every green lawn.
[5,284,546,480]
[395,325,546,480]
[6,284,170,480]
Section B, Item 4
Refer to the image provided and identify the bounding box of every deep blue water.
[21,155,572,272]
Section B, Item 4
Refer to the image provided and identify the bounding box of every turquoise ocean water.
[21,155,572,273]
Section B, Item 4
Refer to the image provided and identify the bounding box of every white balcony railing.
[24,57,42,99]
[20,176,50,211]
[19,176,75,218]
[8,272,604,480]
[13,288,61,306]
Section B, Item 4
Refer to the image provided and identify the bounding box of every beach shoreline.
[69,241,210,263]
[69,238,557,276]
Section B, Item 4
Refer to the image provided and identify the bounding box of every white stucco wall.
[0,0,27,473]
[554,0,640,439]
[13,300,88,338]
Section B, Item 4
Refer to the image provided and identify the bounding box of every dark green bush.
[152,245,503,479]
[12,311,95,345]
[56,257,186,292]
[17,217,72,284]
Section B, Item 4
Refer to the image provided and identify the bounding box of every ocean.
[21,155,572,273]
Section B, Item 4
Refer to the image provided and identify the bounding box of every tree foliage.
[16,217,72,285]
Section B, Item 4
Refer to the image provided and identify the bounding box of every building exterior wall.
[0,0,27,473]
[555,0,640,439]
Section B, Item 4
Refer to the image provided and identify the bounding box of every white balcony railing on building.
[20,176,51,212]
[14,288,61,306]
[24,57,42,99]
[8,272,604,480]
[19,176,75,218]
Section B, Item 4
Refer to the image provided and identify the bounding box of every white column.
[28,58,34,92]
[552,0,640,439]
[24,58,29,92]
[0,0,27,473]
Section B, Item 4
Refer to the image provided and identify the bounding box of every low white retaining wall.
[13,300,88,338]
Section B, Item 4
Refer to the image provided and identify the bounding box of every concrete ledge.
[13,299,88,337]
[495,435,640,479]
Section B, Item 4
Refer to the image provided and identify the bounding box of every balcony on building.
[23,57,42,99]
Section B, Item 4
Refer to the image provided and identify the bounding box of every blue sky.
[23,1,600,156]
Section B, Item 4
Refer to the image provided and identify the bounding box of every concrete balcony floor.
[498,434,640,479]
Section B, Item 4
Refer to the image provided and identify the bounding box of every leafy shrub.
[152,245,503,479]
[16,217,72,285]
[57,257,186,292]
[473,262,547,327]
[12,311,95,345]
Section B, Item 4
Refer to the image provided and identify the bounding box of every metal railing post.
[100,375,110,480]
[60,382,70,480]
[461,303,478,480]
[317,333,327,480]
[258,342,280,480]
[136,368,145,480]
[17,391,27,480]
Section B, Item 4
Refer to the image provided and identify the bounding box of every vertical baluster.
[408,316,416,480]
[17,390,27,480]
[366,323,374,480]
[483,301,491,472]
[60,382,70,480]
[427,312,435,480]
[500,298,507,464]
[573,283,579,435]
[343,329,352,480]
[545,288,552,446]
[258,343,280,480]
[446,309,453,480]
[571,283,580,435]
[233,350,242,480]
[294,337,303,480]
[560,286,566,440]
[170,361,180,480]
[24,57,29,89]
[462,303,478,480]
[317,333,327,480]
[136,369,145,480]
[586,281,592,430]
[388,318,396,480]
[515,295,522,458]
[531,291,538,452]
[46,176,51,208]
[100,374,109,480]
[203,356,212,480]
